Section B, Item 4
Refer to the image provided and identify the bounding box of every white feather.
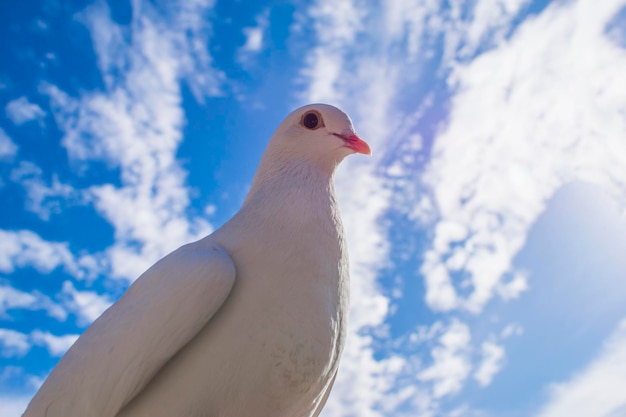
[23,103,368,417]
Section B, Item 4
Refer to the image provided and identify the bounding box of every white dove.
[23,103,371,417]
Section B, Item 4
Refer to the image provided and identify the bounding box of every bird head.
[266,104,371,172]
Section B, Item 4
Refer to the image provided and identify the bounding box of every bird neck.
[241,157,339,228]
[248,143,341,190]
[246,149,336,197]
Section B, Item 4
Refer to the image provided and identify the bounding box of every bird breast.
[118,214,349,417]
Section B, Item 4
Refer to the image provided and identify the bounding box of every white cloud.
[298,0,486,414]
[79,0,222,101]
[434,221,468,254]
[30,330,79,356]
[61,281,111,325]
[40,0,218,281]
[422,0,626,314]
[298,2,421,416]
[0,367,36,416]
[0,395,29,417]
[418,320,472,399]
[242,26,264,52]
[500,323,523,339]
[241,10,268,53]
[162,0,224,101]
[422,250,459,312]
[4,96,45,125]
[0,328,30,357]
[297,0,365,104]
[10,161,77,220]
[238,10,269,66]
[534,318,626,417]
[297,0,626,414]
[605,7,626,48]
[457,0,529,59]
[496,271,529,301]
[0,284,67,321]
[0,365,40,389]
[5,0,623,415]
[473,341,505,387]
[0,128,17,161]
[0,326,78,359]
[0,229,99,279]
[322,161,397,417]
[0,0,223,404]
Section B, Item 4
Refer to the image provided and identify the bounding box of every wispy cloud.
[241,10,268,53]
[0,2,225,408]
[418,320,472,399]
[0,395,31,417]
[0,327,78,359]
[0,230,98,279]
[422,0,626,315]
[534,318,626,417]
[242,26,264,52]
[0,128,17,161]
[10,161,77,221]
[30,330,79,357]
[40,0,220,281]
[297,0,365,105]
[298,0,626,414]
[296,1,412,415]
[0,284,66,321]
[60,281,111,325]
[473,341,505,387]
[237,9,270,69]
[3,0,624,414]
[4,97,45,125]
[0,328,30,358]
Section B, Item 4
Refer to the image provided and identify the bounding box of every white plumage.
[23,103,370,417]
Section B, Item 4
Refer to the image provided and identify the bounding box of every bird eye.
[302,111,321,130]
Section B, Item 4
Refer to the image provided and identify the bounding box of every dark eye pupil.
[303,113,319,129]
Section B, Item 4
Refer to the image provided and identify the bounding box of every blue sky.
[1,0,626,416]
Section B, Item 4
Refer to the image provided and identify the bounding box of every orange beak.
[333,133,372,156]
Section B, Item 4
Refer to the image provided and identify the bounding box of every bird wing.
[312,371,338,417]
[24,242,236,417]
